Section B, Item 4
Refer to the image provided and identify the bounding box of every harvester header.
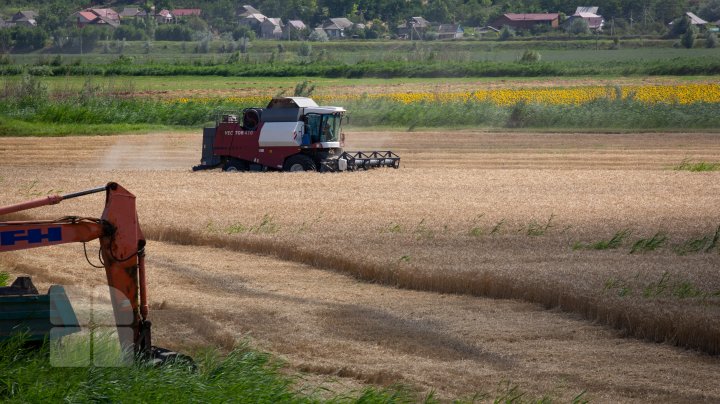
[192,97,400,172]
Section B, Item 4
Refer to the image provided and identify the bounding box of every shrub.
[706,31,718,48]
[309,30,329,42]
[499,26,514,41]
[297,42,312,57]
[519,49,541,63]
[566,18,590,35]
[155,25,194,41]
[681,25,697,49]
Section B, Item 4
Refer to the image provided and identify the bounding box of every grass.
[0,272,8,286]
[630,232,668,254]
[0,336,415,403]
[573,229,631,250]
[673,158,720,172]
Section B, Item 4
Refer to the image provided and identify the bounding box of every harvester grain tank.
[192,97,400,172]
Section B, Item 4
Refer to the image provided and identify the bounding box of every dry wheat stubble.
[0,131,719,400]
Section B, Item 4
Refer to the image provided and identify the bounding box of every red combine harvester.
[192,97,400,172]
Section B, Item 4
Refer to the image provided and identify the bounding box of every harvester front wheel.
[223,159,248,172]
[284,155,316,172]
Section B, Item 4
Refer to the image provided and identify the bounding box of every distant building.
[119,7,147,19]
[397,16,430,39]
[238,5,261,18]
[260,17,284,39]
[684,12,708,26]
[322,18,354,38]
[491,13,560,31]
[10,10,38,27]
[155,9,173,24]
[284,20,307,39]
[565,7,604,31]
[173,9,202,19]
[437,24,463,39]
[240,13,267,32]
[71,8,120,28]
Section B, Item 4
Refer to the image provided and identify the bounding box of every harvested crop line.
[144,225,720,356]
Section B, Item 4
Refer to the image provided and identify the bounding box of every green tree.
[681,25,697,48]
[567,18,591,35]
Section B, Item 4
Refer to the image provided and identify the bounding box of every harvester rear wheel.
[283,155,316,172]
[223,159,249,172]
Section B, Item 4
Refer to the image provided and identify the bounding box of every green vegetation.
[574,229,632,250]
[0,271,8,286]
[673,158,720,171]
[630,232,668,254]
[605,273,720,300]
[3,55,720,78]
[0,336,415,403]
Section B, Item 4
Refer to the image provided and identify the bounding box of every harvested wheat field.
[1,131,720,401]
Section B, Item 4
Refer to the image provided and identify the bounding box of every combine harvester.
[192,97,400,172]
[0,183,188,365]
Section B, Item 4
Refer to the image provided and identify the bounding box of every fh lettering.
[0,227,62,246]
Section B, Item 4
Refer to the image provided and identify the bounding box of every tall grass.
[0,336,415,403]
[3,93,720,136]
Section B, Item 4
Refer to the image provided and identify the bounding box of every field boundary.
[145,226,720,357]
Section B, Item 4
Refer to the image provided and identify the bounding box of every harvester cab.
[192,97,400,172]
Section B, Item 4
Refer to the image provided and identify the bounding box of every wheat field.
[1,130,719,400]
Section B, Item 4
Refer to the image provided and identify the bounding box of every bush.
[113,25,148,41]
[155,25,194,41]
[519,49,541,63]
[10,26,48,51]
[309,30,329,42]
[681,26,697,49]
[499,26,515,41]
[297,42,312,57]
[706,31,718,48]
[566,18,590,35]
[232,26,256,41]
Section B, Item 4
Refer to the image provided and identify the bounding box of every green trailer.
[0,277,80,343]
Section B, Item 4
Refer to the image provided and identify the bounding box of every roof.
[12,10,38,21]
[686,12,708,25]
[438,24,462,33]
[324,17,353,30]
[575,7,599,14]
[262,17,283,27]
[410,17,430,27]
[77,11,98,23]
[119,7,147,17]
[90,8,119,20]
[502,13,560,22]
[574,12,602,18]
[158,9,172,18]
[238,5,261,17]
[287,20,306,29]
[173,9,201,17]
[268,97,319,108]
[244,13,266,22]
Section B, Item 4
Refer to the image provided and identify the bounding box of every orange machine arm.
[0,183,151,356]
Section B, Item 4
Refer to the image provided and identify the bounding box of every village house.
[172,9,202,20]
[71,8,120,28]
[397,16,430,39]
[564,7,604,31]
[322,18,354,38]
[10,11,38,27]
[437,24,463,39]
[491,13,560,31]
[260,17,283,39]
[284,20,307,39]
[119,7,147,19]
[155,9,173,24]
